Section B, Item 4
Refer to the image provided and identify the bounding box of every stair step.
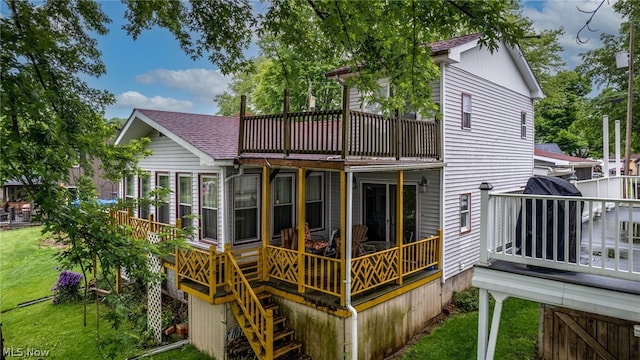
[273,327,295,342]
[273,340,303,359]
[264,302,279,312]
[274,315,286,326]
[256,292,272,301]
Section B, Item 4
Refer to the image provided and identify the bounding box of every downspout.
[222,166,244,253]
[345,171,358,360]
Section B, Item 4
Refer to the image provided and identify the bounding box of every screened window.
[156,174,169,224]
[124,174,135,209]
[201,175,218,241]
[305,174,324,230]
[234,175,259,243]
[460,193,471,233]
[178,174,192,229]
[462,93,472,129]
[139,174,150,219]
[521,112,527,139]
[273,175,294,236]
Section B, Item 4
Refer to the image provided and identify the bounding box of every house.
[113,33,543,360]
[533,148,598,180]
[474,176,640,359]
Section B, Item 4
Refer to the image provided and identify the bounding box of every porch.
[473,176,640,360]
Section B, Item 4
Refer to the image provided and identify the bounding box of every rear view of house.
[114,34,543,359]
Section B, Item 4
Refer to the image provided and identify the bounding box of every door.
[363,183,417,244]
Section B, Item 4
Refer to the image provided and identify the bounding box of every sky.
[88,0,626,120]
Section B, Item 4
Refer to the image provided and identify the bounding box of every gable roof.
[534,149,598,166]
[325,33,543,99]
[115,109,239,165]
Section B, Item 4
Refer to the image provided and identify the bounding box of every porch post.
[262,166,271,282]
[477,288,489,360]
[479,183,493,266]
[396,170,404,285]
[341,86,350,159]
[284,90,291,156]
[297,167,306,294]
[395,109,401,160]
[339,171,347,307]
[238,95,246,156]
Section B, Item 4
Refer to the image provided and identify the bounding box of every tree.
[577,0,640,156]
[1,0,163,356]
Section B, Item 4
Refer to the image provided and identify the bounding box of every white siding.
[441,65,534,280]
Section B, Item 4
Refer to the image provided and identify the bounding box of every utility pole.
[624,23,634,175]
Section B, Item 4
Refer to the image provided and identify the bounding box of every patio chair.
[353,224,376,256]
[280,227,297,250]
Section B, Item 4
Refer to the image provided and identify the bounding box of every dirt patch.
[40,236,69,250]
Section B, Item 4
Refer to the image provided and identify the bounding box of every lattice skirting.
[147,232,163,343]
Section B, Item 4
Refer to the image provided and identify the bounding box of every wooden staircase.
[226,252,309,360]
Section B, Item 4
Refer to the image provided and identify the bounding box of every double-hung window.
[273,175,294,237]
[200,175,218,241]
[139,173,150,219]
[156,174,169,224]
[462,93,472,129]
[234,175,259,243]
[460,193,471,233]
[124,174,135,209]
[177,174,192,229]
[305,173,324,230]
[521,112,527,139]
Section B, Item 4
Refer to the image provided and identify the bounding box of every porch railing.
[238,90,440,159]
[265,232,441,299]
[480,184,640,282]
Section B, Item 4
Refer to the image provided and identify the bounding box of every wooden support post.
[209,247,216,303]
[396,170,404,285]
[437,228,443,269]
[176,218,182,230]
[148,214,154,233]
[238,95,246,156]
[224,244,232,293]
[284,90,291,156]
[297,167,306,294]
[341,85,350,159]
[262,166,271,281]
[339,171,347,307]
[116,268,121,294]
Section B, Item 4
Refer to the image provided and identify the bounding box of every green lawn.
[399,297,538,360]
[0,226,213,359]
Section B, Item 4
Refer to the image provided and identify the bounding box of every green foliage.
[51,270,83,304]
[452,288,480,313]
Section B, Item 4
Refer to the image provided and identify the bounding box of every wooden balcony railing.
[238,89,440,160]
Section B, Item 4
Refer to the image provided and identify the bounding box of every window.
[124,174,135,208]
[305,173,324,230]
[460,193,471,233]
[200,175,218,241]
[363,82,390,114]
[234,175,259,243]
[462,93,472,129]
[139,174,150,219]
[273,175,294,236]
[177,174,192,229]
[156,174,169,224]
[521,112,527,139]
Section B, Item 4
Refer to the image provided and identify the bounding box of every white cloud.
[134,68,232,103]
[523,0,625,69]
[115,91,194,112]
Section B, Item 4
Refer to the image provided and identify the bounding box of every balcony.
[237,90,440,160]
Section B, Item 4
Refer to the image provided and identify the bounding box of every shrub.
[51,270,83,304]
[452,287,480,312]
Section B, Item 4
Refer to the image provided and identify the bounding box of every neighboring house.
[114,33,543,360]
[533,148,598,180]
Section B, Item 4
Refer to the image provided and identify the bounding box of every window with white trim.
[363,82,390,114]
[234,175,259,244]
[521,112,527,139]
[305,173,324,230]
[177,174,192,228]
[124,174,135,208]
[460,193,471,233]
[139,173,150,219]
[156,174,169,224]
[462,93,472,129]
[273,175,294,237]
[200,175,218,241]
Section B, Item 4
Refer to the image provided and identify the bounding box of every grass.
[399,297,538,360]
[0,226,214,359]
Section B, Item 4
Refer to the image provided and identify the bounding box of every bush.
[452,287,480,312]
[51,270,83,304]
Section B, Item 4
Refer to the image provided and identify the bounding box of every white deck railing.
[479,177,640,282]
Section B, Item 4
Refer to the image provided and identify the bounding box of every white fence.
[479,177,640,282]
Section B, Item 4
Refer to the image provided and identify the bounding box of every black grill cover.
[515,176,582,262]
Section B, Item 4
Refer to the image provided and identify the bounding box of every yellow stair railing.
[225,247,274,360]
